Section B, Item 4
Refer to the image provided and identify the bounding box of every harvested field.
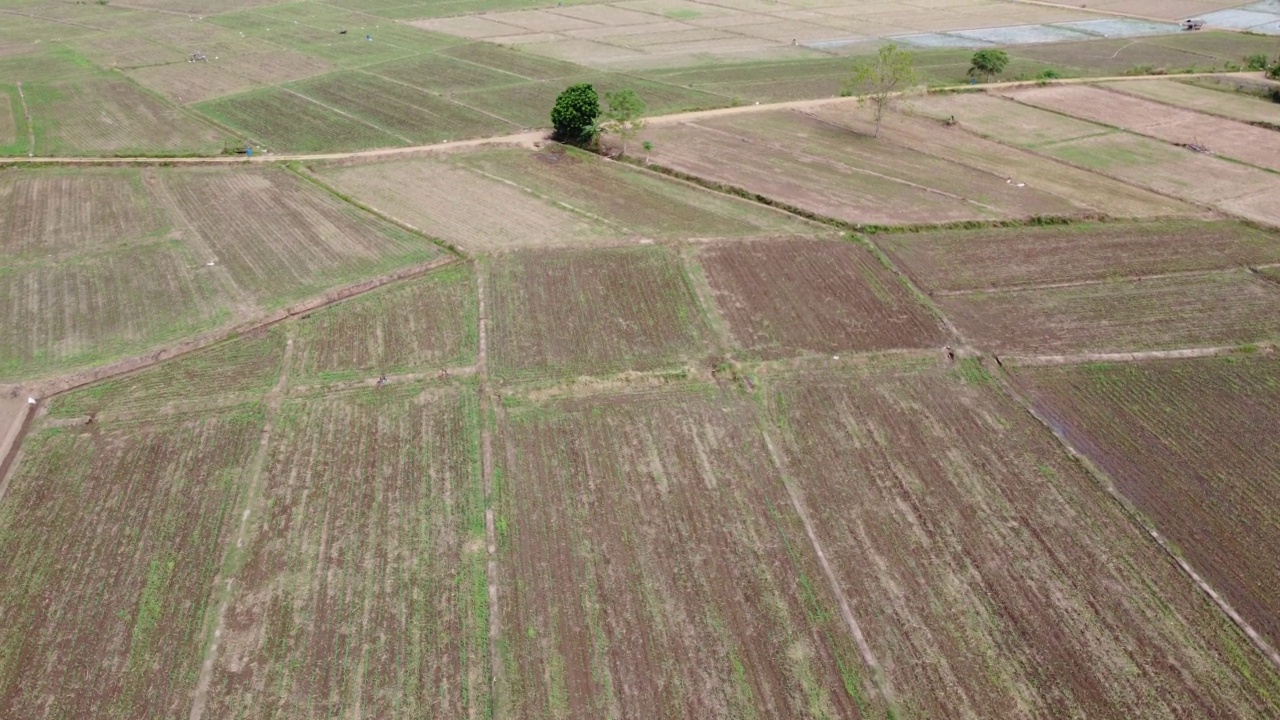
[495,388,880,718]
[643,111,1084,226]
[699,237,944,358]
[196,88,404,153]
[455,146,813,239]
[0,168,167,260]
[487,247,710,381]
[440,41,584,80]
[23,76,228,156]
[1020,356,1280,650]
[0,243,226,380]
[0,411,263,718]
[125,62,261,107]
[908,91,1110,147]
[881,220,1280,291]
[939,270,1280,355]
[768,366,1280,718]
[201,387,488,719]
[157,167,442,307]
[311,158,624,251]
[290,71,517,143]
[366,53,528,93]
[0,88,16,151]
[1007,85,1280,172]
[1100,79,1280,127]
[46,327,286,419]
[291,264,478,383]
[1039,132,1280,225]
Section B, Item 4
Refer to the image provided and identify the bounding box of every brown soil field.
[909,92,1112,148]
[125,63,263,106]
[881,220,1280,292]
[24,76,228,156]
[454,146,813,239]
[0,411,264,717]
[156,166,442,306]
[1035,132,1280,226]
[0,242,227,381]
[312,157,626,252]
[290,264,477,383]
[487,247,711,382]
[1006,85,1280,172]
[842,108,1196,220]
[1100,79,1280,127]
[202,387,488,719]
[1019,356,1280,649]
[768,365,1280,718]
[495,388,881,718]
[699,237,944,358]
[0,168,168,260]
[939,270,1280,355]
[643,110,1084,226]
[45,327,286,420]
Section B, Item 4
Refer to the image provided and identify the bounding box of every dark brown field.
[1018,356,1280,649]
[698,237,944,358]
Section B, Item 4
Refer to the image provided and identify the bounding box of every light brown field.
[939,270,1280,355]
[698,237,944,357]
[1007,85,1280,172]
[768,365,1280,718]
[0,92,14,147]
[312,157,625,252]
[909,91,1113,147]
[1100,79,1280,126]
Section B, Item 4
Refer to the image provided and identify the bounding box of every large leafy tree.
[551,83,600,145]
[969,49,1010,83]
[845,44,918,138]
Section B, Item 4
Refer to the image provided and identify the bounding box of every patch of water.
[951,23,1096,44]
[1198,8,1280,28]
[891,32,993,48]
[1052,18,1182,38]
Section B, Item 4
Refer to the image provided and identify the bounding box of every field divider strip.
[1001,342,1276,367]
[995,371,1280,673]
[475,262,503,714]
[188,326,295,720]
[759,427,900,715]
[16,81,33,157]
[0,401,37,505]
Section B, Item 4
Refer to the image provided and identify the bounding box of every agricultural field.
[697,237,944,358]
[1018,356,1280,648]
[45,327,287,420]
[486,246,711,381]
[1005,85,1280,172]
[154,166,443,307]
[310,156,627,251]
[452,145,815,239]
[939,270,1280,356]
[195,87,408,153]
[641,110,1091,227]
[880,220,1280,291]
[494,387,879,718]
[0,410,264,717]
[0,165,444,382]
[1099,78,1280,127]
[766,365,1280,717]
[289,264,478,384]
[200,385,488,719]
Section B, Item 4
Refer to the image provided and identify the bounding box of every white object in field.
[27,397,37,405]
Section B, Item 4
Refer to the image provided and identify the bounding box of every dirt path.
[1002,342,1275,366]
[188,327,295,720]
[474,263,503,715]
[3,72,1266,168]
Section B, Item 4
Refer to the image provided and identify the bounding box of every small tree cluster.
[598,89,646,155]
[968,49,1009,83]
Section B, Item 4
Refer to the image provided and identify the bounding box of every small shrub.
[1223,61,1241,72]
[1124,64,1156,76]
[1246,54,1268,70]
[550,83,599,145]
[1268,60,1280,80]
[1037,68,1062,80]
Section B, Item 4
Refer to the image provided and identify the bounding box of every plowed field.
[0,411,264,717]
[495,388,880,719]
[202,387,488,719]
[157,167,441,306]
[1020,356,1280,650]
[698,237,943,358]
[291,264,478,383]
[1100,79,1280,126]
[881,220,1280,291]
[487,247,711,381]
[940,271,1280,355]
[767,366,1280,718]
